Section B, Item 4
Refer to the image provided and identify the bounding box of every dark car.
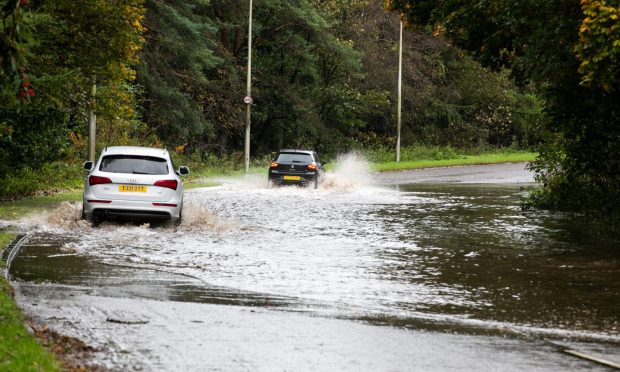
[268,149,326,188]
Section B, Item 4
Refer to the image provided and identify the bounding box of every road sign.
[244,96,253,104]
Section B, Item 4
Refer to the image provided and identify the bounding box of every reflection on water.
[6,178,620,343]
[375,184,620,338]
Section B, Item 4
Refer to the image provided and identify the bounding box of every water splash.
[321,152,374,191]
[20,201,91,229]
[179,195,241,233]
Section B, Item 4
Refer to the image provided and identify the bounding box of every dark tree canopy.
[386,0,620,219]
[137,0,222,147]
[1,0,545,197]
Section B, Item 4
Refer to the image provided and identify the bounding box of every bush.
[0,161,83,200]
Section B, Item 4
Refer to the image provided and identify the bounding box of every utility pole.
[396,21,403,163]
[244,0,253,174]
[88,82,97,162]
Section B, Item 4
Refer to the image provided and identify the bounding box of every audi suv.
[82,146,189,225]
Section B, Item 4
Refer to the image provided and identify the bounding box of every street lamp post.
[244,0,253,174]
[88,82,97,162]
[396,21,403,163]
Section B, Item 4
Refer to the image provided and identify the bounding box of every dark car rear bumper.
[268,171,317,185]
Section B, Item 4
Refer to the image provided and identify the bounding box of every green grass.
[372,151,537,172]
[0,191,82,221]
[0,231,61,371]
[0,230,15,256]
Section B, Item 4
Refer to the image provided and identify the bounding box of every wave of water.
[321,152,374,191]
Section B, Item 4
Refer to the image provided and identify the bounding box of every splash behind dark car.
[267,149,325,188]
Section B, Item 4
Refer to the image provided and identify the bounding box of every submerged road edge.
[1,233,31,279]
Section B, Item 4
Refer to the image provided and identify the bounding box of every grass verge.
[371,151,537,172]
[0,191,82,220]
[0,230,62,371]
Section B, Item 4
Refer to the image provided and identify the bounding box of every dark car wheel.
[175,206,183,227]
[82,206,100,227]
[90,215,101,227]
[312,176,319,189]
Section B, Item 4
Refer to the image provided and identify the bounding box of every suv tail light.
[89,175,112,186]
[154,179,178,190]
[153,203,178,207]
[270,161,279,169]
[307,163,317,171]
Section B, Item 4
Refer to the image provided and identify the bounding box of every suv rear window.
[100,155,169,175]
[276,153,313,163]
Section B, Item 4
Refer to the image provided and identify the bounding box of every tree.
[0,0,145,178]
[319,0,539,149]
[1,0,36,107]
[575,0,620,92]
[203,0,368,155]
[137,0,222,149]
[386,0,620,220]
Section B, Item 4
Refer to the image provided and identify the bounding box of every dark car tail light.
[307,163,317,171]
[270,161,279,169]
[153,203,178,207]
[154,179,178,190]
[89,175,112,186]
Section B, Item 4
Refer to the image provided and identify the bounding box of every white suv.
[82,146,189,225]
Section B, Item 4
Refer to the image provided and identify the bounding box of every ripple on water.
[5,155,620,343]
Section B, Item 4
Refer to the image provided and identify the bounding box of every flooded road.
[3,160,620,370]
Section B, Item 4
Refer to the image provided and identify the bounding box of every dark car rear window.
[276,153,313,163]
[99,155,169,175]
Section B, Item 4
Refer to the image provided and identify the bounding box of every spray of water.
[15,153,373,232]
[17,197,232,234]
[20,201,91,229]
[178,197,238,233]
[321,152,374,191]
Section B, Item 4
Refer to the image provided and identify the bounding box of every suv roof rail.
[279,149,311,153]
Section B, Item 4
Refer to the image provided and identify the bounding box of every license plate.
[119,185,147,192]
[283,175,301,181]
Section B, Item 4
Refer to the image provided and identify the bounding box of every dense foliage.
[1,0,543,197]
[135,0,540,157]
[386,0,620,220]
[0,0,145,180]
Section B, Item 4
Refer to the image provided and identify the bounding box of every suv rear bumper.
[83,197,181,222]
[92,208,172,221]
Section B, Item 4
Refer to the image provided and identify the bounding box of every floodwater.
[3,157,620,370]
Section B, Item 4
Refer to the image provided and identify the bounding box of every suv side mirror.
[83,161,94,171]
[178,166,190,176]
